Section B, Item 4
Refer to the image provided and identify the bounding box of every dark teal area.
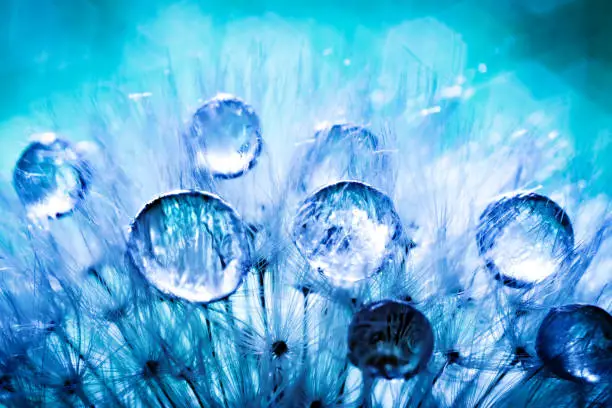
[1,0,610,192]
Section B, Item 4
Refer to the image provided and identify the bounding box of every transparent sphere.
[295,123,388,194]
[128,190,251,303]
[292,181,404,286]
[476,193,574,288]
[13,134,87,219]
[348,300,434,379]
[536,304,612,384]
[187,94,262,179]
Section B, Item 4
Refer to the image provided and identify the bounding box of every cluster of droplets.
[2,91,611,407]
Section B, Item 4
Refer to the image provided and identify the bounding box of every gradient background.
[1,0,610,193]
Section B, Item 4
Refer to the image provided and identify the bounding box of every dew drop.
[292,181,404,286]
[476,193,574,288]
[348,300,434,379]
[536,304,612,384]
[295,123,388,194]
[187,94,262,179]
[128,190,251,303]
[13,134,88,219]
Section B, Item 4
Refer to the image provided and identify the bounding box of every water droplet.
[348,300,434,379]
[187,94,262,179]
[536,304,612,384]
[476,193,574,288]
[295,123,389,194]
[13,135,87,219]
[128,190,251,303]
[292,181,404,286]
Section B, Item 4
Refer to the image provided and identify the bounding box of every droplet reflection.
[13,133,88,219]
[292,181,404,286]
[187,94,262,179]
[128,190,251,303]
[476,193,574,288]
[536,304,612,384]
[348,300,434,379]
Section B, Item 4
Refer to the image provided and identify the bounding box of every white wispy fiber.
[0,4,610,407]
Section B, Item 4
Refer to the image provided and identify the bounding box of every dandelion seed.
[79,252,138,321]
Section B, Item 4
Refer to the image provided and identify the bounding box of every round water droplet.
[128,190,251,303]
[295,123,388,194]
[348,300,434,379]
[187,94,262,179]
[13,134,87,219]
[476,193,574,288]
[292,181,404,286]
[536,304,612,384]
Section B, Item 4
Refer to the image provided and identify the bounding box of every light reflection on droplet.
[13,133,88,220]
[476,193,574,288]
[292,181,404,286]
[536,304,612,384]
[348,300,434,379]
[128,190,251,303]
[187,93,262,179]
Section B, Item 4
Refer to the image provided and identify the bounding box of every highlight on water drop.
[292,180,405,287]
[186,93,263,179]
[536,304,612,384]
[476,192,574,288]
[128,190,251,303]
[13,133,88,220]
[347,300,434,380]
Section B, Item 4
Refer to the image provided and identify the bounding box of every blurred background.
[0,0,610,192]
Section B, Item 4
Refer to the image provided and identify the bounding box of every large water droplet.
[476,193,574,288]
[295,123,389,194]
[128,190,251,303]
[292,181,404,286]
[536,304,612,384]
[348,300,434,379]
[187,94,262,179]
[13,134,87,219]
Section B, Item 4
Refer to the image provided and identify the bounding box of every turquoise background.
[1,0,610,193]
